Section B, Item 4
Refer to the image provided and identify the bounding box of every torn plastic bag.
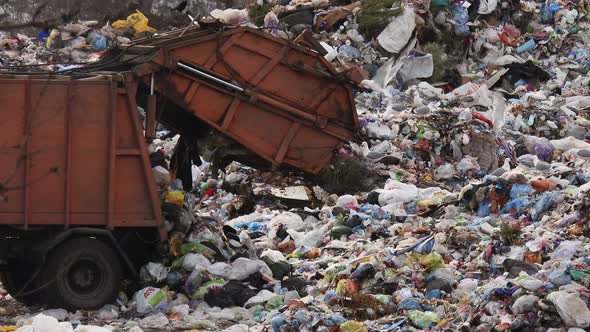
[377,8,416,53]
[140,263,169,284]
[398,51,434,82]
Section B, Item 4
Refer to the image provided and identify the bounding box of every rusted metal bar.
[64,80,72,229]
[106,80,116,230]
[23,78,31,230]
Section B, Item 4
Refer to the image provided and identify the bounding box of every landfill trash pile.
[0,10,156,71]
[4,0,590,331]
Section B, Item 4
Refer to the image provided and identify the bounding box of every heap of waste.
[6,0,590,331]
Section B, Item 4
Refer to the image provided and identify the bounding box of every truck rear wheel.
[0,268,40,306]
[42,238,122,310]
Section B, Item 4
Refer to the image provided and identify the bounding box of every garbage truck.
[0,26,358,309]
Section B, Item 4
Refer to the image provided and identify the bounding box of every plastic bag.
[517,39,536,54]
[408,310,440,328]
[478,0,497,14]
[229,258,273,280]
[434,164,456,180]
[420,252,445,272]
[453,278,478,298]
[139,262,168,283]
[182,253,211,271]
[207,262,232,279]
[377,8,416,53]
[534,143,553,161]
[164,190,185,207]
[112,10,156,34]
[550,241,582,260]
[451,4,471,37]
[547,291,590,327]
[512,294,539,314]
[181,242,216,259]
[152,166,171,193]
[365,122,392,139]
[140,312,169,329]
[514,273,544,291]
[18,314,74,332]
[339,321,368,332]
[134,287,168,314]
[210,8,249,25]
[399,297,421,310]
[86,31,107,51]
[66,36,87,49]
[510,184,533,198]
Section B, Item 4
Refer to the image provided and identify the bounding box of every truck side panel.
[0,77,164,236]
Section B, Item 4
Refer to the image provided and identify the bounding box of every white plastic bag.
[478,0,498,14]
[512,294,539,314]
[434,164,457,180]
[140,262,168,283]
[336,195,359,208]
[229,258,273,280]
[377,8,416,53]
[134,287,168,314]
[140,312,169,329]
[182,253,211,271]
[365,122,392,139]
[550,240,582,260]
[207,262,232,279]
[398,53,434,82]
[23,314,73,332]
[453,278,478,298]
[547,291,590,327]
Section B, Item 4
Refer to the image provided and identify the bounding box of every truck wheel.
[0,268,40,306]
[42,238,122,310]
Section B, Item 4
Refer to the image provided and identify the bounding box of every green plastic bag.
[408,310,440,328]
[181,242,217,259]
[420,252,445,272]
[330,224,353,239]
[265,295,285,310]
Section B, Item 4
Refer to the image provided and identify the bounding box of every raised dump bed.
[103,26,359,174]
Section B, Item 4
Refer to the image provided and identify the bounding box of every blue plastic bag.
[451,4,471,37]
[500,196,532,215]
[510,184,533,198]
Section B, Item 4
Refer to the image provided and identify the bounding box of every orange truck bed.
[0,75,164,236]
[104,26,359,174]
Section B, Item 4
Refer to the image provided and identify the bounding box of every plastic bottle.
[516,39,536,53]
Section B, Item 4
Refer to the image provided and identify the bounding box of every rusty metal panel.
[129,27,358,174]
[0,75,165,240]
[0,81,26,221]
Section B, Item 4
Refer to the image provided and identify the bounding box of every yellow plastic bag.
[164,190,185,207]
[46,29,60,48]
[339,321,368,332]
[112,10,156,34]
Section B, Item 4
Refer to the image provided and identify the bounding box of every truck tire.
[0,269,39,306]
[42,238,122,310]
